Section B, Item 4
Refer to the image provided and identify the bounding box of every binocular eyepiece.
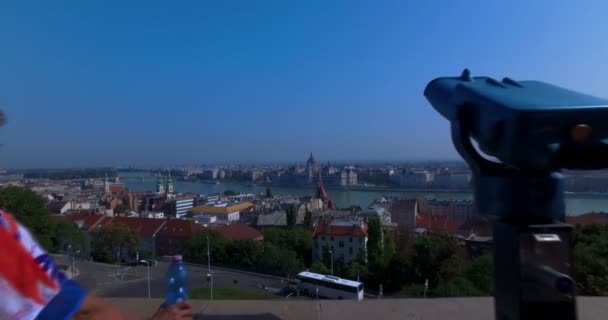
[424,69,608,171]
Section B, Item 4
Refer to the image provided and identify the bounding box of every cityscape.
[1,152,607,304]
[2,0,608,319]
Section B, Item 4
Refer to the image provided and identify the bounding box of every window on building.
[339,240,344,248]
[331,246,334,252]
[330,236,334,241]
[349,247,353,254]
[349,237,353,243]
[359,237,363,243]
[321,236,325,241]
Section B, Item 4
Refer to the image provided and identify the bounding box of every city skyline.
[2,1,608,168]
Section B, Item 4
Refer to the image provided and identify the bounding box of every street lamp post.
[329,250,334,275]
[140,260,151,298]
[71,250,80,279]
[67,245,79,280]
[206,235,213,301]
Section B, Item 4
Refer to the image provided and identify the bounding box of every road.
[99,263,286,298]
[52,255,286,298]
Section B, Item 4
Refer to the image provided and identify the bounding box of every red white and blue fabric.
[0,210,85,320]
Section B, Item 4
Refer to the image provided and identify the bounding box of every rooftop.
[415,214,466,235]
[190,202,253,215]
[566,212,608,226]
[313,221,368,237]
[157,219,205,237]
[215,223,263,241]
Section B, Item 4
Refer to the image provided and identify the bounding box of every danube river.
[120,174,608,216]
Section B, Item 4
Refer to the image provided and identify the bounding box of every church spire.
[167,170,174,194]
[315,170,335,209]
[156,172,165,193]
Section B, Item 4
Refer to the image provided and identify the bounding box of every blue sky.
[1,0,608,168]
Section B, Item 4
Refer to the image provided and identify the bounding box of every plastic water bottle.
[165,255,188,306]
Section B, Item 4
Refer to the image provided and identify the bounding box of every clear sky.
[1,0,608,168]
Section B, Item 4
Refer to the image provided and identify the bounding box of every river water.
[119,173,608,216]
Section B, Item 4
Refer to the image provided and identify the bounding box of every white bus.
[295,271,364,300]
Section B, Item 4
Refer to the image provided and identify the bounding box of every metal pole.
[424,279,428,298]
[147,263,150,298]
[141,260,150,298]
[330,250,334,275]
[207,235,213,301]
[207,235,211,273]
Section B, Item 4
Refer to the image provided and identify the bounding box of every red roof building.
[215,223,263,241]
[102,217,167,237]
[51,214,107,231]
[155,219,206,257]
[312,220,368,263]
[109,183,126,194]
[313,222,368,238]
[415,214,466,235]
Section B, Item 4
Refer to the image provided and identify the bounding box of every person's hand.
[151,302,193,320]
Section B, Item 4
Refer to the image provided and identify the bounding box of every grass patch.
[189,287,276,300]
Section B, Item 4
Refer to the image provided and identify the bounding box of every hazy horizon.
[7,157,468,171]
[2,1,608,168]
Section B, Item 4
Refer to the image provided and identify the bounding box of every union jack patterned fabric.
[0,210,85,320]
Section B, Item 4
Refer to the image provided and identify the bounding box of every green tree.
[433,277,483,297]
[573,225,608,295]
[286,207,296,229]
[114,204,128,214]
[255,243,303,276]
[225,240,263,268]
[346,260,368,281]
[466,254,493,294]
[303,210,313,229]
[396,283,426,298]
[366,216,383,265]
[90,223,140,263]
[185,229,227,265]
[265,187,273,198]
[52,219,84,253]
[223,189,237,196]
[262,227,312,266]
[383,232,397,265]
[411,234,458,288]
[0,186,54,250]
[383,254,413,293]
[310,261,331,275]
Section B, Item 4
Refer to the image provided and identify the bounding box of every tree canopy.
[52,219,84,253]
[573,224,608,295]
[223,189,237,196]
[366,216,383,265]
[90,222,140,263]
[286,206,296,229]
[0,186,55,250]
[303,210,313,229]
